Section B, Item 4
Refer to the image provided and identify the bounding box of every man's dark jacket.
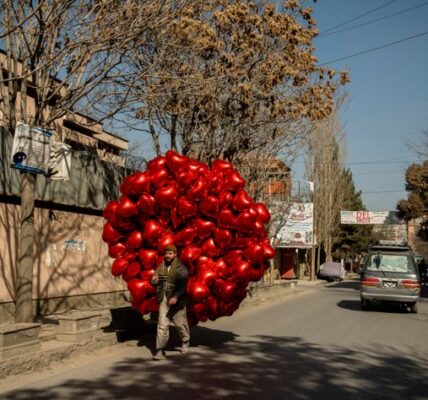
[151,257,188,310]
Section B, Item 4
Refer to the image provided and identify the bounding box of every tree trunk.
[15,172,36,322]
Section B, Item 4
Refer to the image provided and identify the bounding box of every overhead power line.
[319,0,399,35]
[347,160,417,166]
[317,1,428,38]
[362,189,406,194]
[319,30,428,66]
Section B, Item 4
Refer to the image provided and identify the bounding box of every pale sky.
[297,0,428,211]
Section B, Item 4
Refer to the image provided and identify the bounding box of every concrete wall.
[0,202,126,320]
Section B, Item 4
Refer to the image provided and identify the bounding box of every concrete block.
[0,323,41,359]
[55,311,101,342]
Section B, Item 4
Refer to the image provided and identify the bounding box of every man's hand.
[151,274,159,284]
[169,297,177,305]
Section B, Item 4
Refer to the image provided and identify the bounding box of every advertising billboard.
[11,122,53,174]
[275,202,314,248]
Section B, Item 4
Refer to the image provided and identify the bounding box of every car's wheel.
[409,302,418,314]
[361,297,369,311]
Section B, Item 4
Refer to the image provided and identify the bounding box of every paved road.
[1,280,428,400]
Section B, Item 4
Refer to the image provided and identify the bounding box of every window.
[366,254,414,273]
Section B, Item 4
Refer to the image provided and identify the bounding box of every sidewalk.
[0,278,323,380]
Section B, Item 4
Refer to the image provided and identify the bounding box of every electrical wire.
[317,1,428,38]
[319,30,428,66]
[347,160,417,166]
[362,189,406,194]
[319,0,399,35]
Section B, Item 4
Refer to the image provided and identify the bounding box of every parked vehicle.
[360,243,421,313]
[318,261,346,281]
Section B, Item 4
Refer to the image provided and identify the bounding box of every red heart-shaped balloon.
[140,268,155,280]
[188,160,204,173]
[137,193,156,216]
[223,170,245,191]
[218,191,233,209]
[198,267,216,286]
[177,197,198,220]
[108,242,126,258]
[214,279,236,299]
[126,231,144,249]
[143,220,164,245]
[232,190,253,211]
[187,279,210,302]
[175,226,196,246]
[111,257,129,276]
[176,169,197,187]
[117,196,138,218]
[232,260,251,283]
[213,228,232,249]
[179,245,202,264]
[128,279,155,303]
[121,172,151,198]
[253,203,271,223]
[138,248,158,269]
[249,265,265,282]
[193,218,215,240]
[236,210,257,232]
[200,195,219,218]
[201,238,220,257]
[157,231,175,253]
[103,200,119,220]
[165,150,189,172]
[212,159,233,173]
[231,236,254,249]
[213,258,229,278]
[149,168,169,189]
[146,156,167,173]
[123,261,141,281]
[223,249,243,266]
[155,184,178,209]
[187,177,207,201]
[262,240,276,260]
[209,172,224,195]
[218,208,236,229]
[102,222,122,244]
[245,242,264,264]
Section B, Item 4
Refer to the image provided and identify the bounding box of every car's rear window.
[366,254,415,273]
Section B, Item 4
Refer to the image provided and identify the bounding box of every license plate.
[383,281,397,288]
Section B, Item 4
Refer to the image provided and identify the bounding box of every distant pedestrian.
[150,245,190,360]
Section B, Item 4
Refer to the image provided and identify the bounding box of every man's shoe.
[153,350,165,360]
[181,341,190,354]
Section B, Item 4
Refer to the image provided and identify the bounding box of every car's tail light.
[361,277,381,287]
[400,279,421,289]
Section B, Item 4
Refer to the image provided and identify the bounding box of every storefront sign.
[340,210,401,225]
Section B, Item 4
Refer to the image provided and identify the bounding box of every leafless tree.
[305,99,347,262]
[0,0,187,322]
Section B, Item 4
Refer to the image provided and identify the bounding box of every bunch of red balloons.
[102,150,275,324]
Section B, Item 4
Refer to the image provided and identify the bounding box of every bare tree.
[108,0,348,166]
[305,100,347,262]
[0,0,183,322]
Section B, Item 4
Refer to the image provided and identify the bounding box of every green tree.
[332,168,374,260]
[397,160,428,239]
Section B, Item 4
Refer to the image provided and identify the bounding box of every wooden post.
[310,245,316,281]
[15,172,36,322]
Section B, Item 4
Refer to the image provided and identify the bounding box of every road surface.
[1,280,427,400]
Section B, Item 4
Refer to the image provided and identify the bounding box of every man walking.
[151,244,190,360]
